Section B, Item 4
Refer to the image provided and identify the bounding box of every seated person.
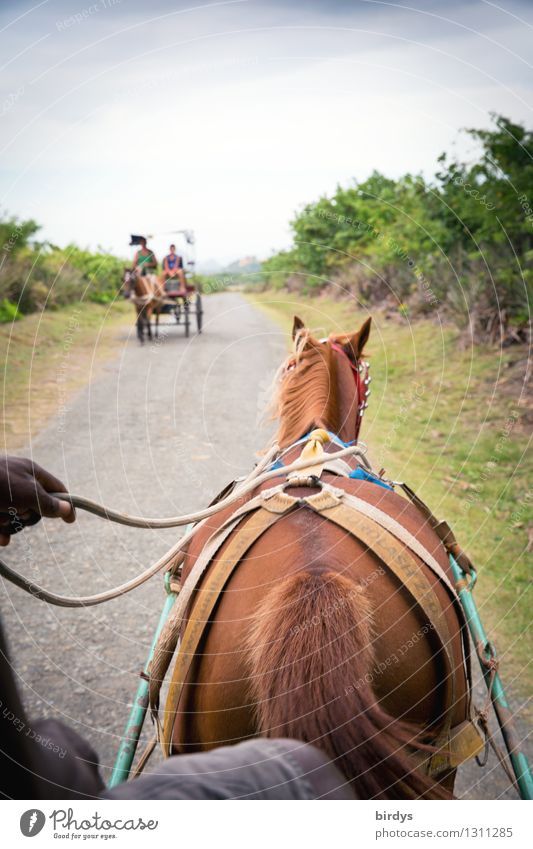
[162,244,187,295]
[132,237,157,275]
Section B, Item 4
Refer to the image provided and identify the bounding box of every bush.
[0,298,20,323]
[0,219,125,318]
[261,114,533,343]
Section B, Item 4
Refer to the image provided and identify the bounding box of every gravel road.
[1,292,529,798]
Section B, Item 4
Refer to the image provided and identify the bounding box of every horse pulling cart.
[127,229,203,340]
[1,317,532,800]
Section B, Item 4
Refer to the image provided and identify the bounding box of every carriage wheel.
[195,293,203,334]
[184,299,190,338]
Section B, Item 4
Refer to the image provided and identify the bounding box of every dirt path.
[0,293,527,798]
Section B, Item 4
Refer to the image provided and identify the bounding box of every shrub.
[261,114,533,343]
[0,298,20,323]
[0,218,125,318]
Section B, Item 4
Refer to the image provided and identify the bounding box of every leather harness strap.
[159,482,479,771]
[341,491,457,598]
[395,483,476,724]
[302,489,457,774]
[149,512,244,729]
[161,506,285,756]
[399,483,474,575]
[149,490,278,727]
[329,503,481,772]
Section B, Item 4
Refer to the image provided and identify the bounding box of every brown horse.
[168,316,479,798]
[123,268,165,343]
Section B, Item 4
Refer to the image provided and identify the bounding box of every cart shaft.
[108,580,177,787]
[449,554,533,800]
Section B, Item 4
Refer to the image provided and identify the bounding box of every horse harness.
[149,432,484,776]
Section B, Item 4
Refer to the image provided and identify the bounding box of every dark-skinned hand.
[0,456,75,546]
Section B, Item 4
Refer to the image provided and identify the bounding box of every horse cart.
[159,283,203,337]
[128,229,203,339]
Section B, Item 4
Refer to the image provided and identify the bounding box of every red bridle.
[328,341,371,442]
[286,337,371,443]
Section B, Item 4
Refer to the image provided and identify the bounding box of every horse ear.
[292,315,305,341]
[343,317,371,359]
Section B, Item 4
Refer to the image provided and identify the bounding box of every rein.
[0,442,371,607]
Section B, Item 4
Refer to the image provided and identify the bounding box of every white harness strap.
[148,490,276,725]
[341,492,458,600]
[131,293,153,307]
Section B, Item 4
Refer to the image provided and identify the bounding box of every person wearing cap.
[132,236,157,275]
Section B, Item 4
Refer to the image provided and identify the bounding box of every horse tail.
[246,570,445,799]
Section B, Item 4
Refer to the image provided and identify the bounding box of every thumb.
[57,498,76,524]
[35,488,74,522]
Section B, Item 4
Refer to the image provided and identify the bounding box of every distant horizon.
[2,0,533,266]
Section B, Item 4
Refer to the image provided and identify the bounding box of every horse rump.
[245,569,449,799]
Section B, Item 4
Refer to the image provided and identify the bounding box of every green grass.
[248,291,532,700]
[1,300,131,450]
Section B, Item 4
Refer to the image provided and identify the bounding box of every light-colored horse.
[123,269,165,343]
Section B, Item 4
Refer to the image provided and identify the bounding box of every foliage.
[0,298,20,324]
[0,213,40,257]
[262,114,533,342]
[0,217,125,319]
[55,245,125,303]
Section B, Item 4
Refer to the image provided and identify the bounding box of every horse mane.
[272,328,338,448]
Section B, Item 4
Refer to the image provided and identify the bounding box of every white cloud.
[0,0,532,263]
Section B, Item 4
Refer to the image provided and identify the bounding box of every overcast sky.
[1,0,532,267]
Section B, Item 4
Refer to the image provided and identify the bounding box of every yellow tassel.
[290,429,331,478]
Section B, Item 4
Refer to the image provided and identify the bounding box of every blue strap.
[310,430,355,448]
[348,467,393,490]
[268,431,392,490]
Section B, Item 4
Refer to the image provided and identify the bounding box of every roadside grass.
[248,291,532,696]
[1,300,131,450]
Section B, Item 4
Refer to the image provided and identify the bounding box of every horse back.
[172,474,468,753]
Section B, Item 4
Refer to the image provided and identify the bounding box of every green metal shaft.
[449,554,533,800]
[108,572,177,788]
